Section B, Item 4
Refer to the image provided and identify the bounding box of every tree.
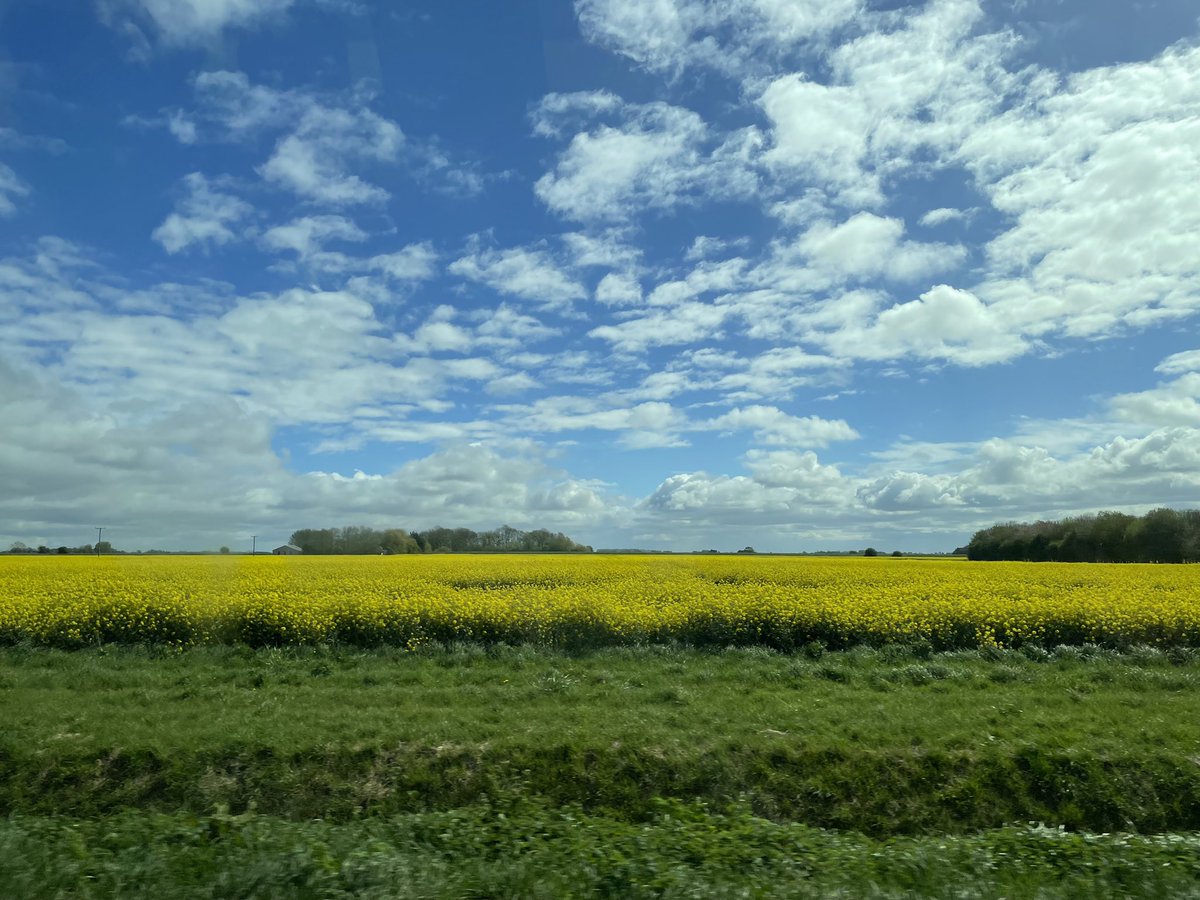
[95,541,112,554]
[219,546,230,554]
[891,551,902,557]
[863,547,878,557]
[1138,508,1186,563]
[380,529,419,554]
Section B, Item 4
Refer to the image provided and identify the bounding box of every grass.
[4,804,1200,899]
[3,643,1200,834]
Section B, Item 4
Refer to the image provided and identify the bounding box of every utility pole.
[95,527,103,556]
[251,535,257,556]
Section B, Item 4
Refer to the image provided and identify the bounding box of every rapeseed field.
[2,554,1198,650]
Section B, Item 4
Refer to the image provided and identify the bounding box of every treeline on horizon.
[967,508,1200,563]
[288,525,592,555]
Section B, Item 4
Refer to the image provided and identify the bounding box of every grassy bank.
[4,804,1200,899]
[4,644,1200,834]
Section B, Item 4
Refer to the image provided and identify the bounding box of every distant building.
[272,544,302,555]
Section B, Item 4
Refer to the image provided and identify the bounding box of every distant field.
[3,553,1200,649]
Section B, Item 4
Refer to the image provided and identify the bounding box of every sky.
[2,0,1200,553]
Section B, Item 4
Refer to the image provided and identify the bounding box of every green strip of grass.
[3,644,1200,834]
[4,804,1200,899]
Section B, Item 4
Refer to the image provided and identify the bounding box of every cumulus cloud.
[0,356,613,549]
[1157,350,1200,376]
[594,271,642,306]
[815,285,1027,366]
[704,406,858,447]
[0,242,489,430]
[758,0,1019,208]
[261,215,367,259]
[589,302,730,353]
[169,72,477,206]
[859,429,1200,517]
[258,104,404,205]
[151,172,253,254]
[965,44,1200,340]
[1110,373,1200,428]
[919,207,971,227]
[450,241,587,309]
[641,450,856,532]
[533,92,760,222]
[791,213,966,283]
[636,425,1200,547]
[575,0,860,77]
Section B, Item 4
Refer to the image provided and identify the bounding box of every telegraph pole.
[95,527,103,556]
[251,535,257,556]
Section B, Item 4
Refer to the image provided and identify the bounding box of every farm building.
[272,544,302,555]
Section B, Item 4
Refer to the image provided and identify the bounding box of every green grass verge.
[3,644,1200,834]
[4,803,1200,899]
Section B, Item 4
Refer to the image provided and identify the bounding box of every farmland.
[4,553,1200,650]
[3,555,1200,896]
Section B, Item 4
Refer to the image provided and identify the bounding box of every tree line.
[966,508,1200,563]
[7,541,114,554]
[287,525,592,555]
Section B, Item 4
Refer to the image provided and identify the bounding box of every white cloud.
[574,0,860,77]
[964,43,1200,341]
[685,234,749,261]
[0,163,30,217]
[594,272,642,306]
[500,397,689,439]
[792,212,966,283]
[167,110,198,143]
[533,92,759,222]
[1157,350,1200,376]
[1110,373,1200,428]
[705,406,857,447]
[189,70,298,138]
[919,207,971,227]
[859,428,1200,518]
[757,0,1021,209]
[0,358,614,548]
[560,229,643,269]
[152,172,253,254]
[258,104,403,205]
[103,0,295,45]
[760,75,878,207]
[589,301,729,352]
[450,241,587,309]
[412,319,473,354]
[174,72,476,206]
[857,470,964,511]
[261,214,367,259]
[816,284,1027,366]
[642,450,855,526]
[705,347,846,401]
[485,372,539,396]
[473,304,561,349]
[0,242,490,431]
[365,244,439,283]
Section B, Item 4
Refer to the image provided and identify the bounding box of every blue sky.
[3,0,1200,552]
